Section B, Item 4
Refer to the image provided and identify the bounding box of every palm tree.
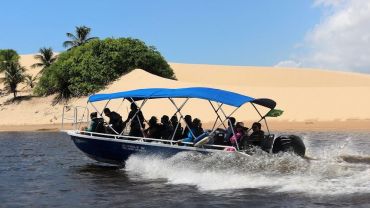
[31,47,57,76]
[0,62,26,98]
[0,49,19,73]
[24,74,37,89]
[63,26,98,49]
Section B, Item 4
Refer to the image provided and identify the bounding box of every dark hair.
[170,115,178,123]
[184,115,192,122]
[236,122,244,128]
[103,108,111,113]
[228,117,236,125]
[252,122,261,129]
[149,116,158,126]
[184,115,193,128]
[130,102,138,110]
[161,115,170,124]
[90,112,97,118]
[193,118,201,127]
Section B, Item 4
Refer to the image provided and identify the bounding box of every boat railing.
[76,130,233,151]
[62,105,89,130]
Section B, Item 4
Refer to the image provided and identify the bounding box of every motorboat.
[63,87,305,165]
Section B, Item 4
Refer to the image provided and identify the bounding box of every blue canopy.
[88,87,276,108]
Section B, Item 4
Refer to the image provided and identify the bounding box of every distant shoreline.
[0,124,71,132]
[1,55,369,132]
[1,120,369,132]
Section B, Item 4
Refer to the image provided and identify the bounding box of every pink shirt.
[230,132,243,144]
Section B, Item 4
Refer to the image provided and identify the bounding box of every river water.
[0,132,370,207]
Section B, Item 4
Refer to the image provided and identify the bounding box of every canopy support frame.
[216,102,239,150]
[251,103,270,135]
[208,101,227,131]
[76,102,89,130]
[100,99,112,116]
[169,98,197,140]
[169,98,189,143]
[115,98,126,114]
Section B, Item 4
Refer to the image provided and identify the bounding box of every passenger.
[83,112,103,133]
[182,118,204,143]
[249,122,265,146]
[85,112,97,132]
[182,115,193,138]
[238,126,250,150]
[224,117,236,142]
[229,122,245,147]
[159,115,174,140]
[123,102,145,137]
[103,108,124,134]
[144,116,161,139]
[192,118,204,138]
[170,115,183,141]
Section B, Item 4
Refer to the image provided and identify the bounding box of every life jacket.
[94,118,105,133]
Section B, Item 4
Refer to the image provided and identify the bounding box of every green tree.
[35,38,175,103]
[1,62,26,98]
[31,47,57,76]
[24,74,37,89]
[63,26,98,49]
[0,49,20,72]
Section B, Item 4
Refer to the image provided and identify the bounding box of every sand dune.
[0,54,369,131]
[171,63,370,87]
[171,63,370,122]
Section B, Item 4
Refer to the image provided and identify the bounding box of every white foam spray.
[124,136,370,195]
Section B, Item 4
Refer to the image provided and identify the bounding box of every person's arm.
[143,127,149,137]
[124,111,134,123]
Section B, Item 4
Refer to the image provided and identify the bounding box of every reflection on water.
[0,131,370,207]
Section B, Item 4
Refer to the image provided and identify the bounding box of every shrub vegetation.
[35,38,175,102]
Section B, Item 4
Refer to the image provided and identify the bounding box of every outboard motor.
[272,135,306,157]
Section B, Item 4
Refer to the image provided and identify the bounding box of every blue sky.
[5,0,370,73]
[0,0,328,66]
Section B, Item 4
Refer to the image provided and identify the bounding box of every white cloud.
[313,0,345,7]
[274,60,301,68]
[277,1,370,73]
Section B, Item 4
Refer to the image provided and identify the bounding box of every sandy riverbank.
[0,54,369,132]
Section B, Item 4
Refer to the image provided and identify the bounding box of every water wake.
[125,137,370,195]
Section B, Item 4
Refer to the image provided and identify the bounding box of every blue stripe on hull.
[71,135,213,165]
